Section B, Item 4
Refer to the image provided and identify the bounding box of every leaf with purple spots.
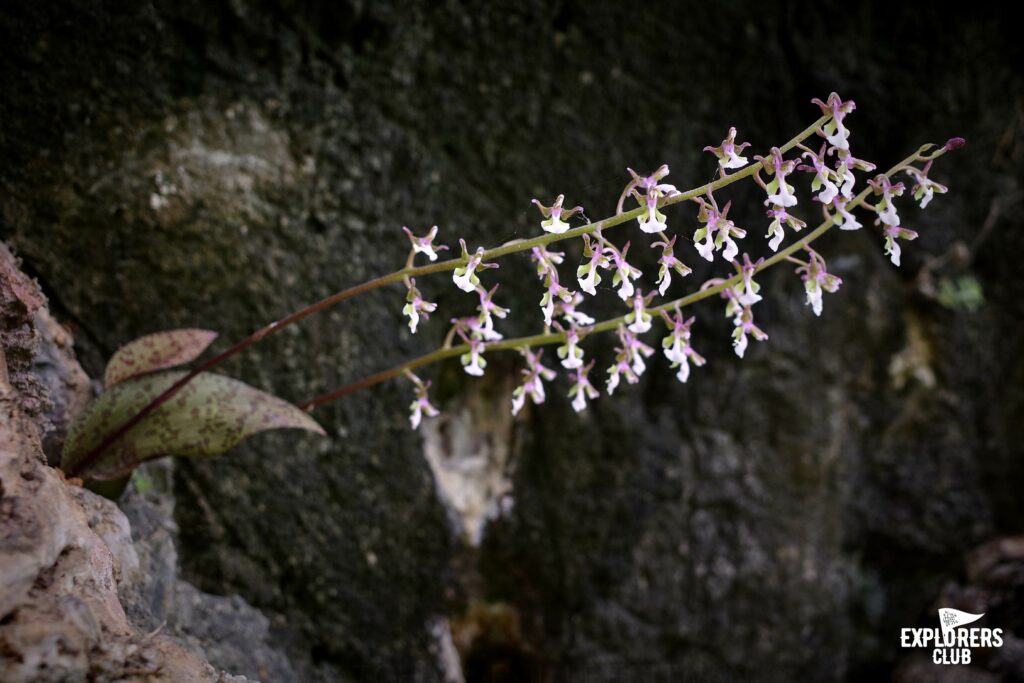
[62,370,325,480]
[104,329,219,387]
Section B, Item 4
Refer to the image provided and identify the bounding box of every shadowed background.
[1,2,1022,681]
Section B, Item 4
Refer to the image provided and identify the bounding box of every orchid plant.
[60,94,963,483]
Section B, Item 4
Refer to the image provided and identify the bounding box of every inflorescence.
[66,94,963,479]
[392,93,960,427]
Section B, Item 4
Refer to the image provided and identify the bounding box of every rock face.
[0,245,254,682]
[1,1,1023,681]
[116,460,304,683]
[894,536,1024,682]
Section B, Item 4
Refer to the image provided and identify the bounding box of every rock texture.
[0,245,255,682]
[1,2,1023,681]
[895,536,1024,682]
[117,461,303,683]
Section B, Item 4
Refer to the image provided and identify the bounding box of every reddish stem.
[65,272,402,477]
[298,340,469,410]
[68,115,839,477]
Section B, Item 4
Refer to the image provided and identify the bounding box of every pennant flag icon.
[938,608,985,638]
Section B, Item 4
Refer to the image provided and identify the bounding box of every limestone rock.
[0,243,252,682]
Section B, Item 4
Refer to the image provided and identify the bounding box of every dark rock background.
[2,1,1022,681]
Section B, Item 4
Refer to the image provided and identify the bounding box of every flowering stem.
[300,142,945,412]
[68,116,829,476]
[65,273,402,476]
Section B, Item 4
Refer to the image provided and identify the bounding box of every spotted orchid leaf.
[104,329,219,387]
[62,370,325,480]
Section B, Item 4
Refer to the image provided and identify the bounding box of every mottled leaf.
[104,329,219,387]
[62,370,325,480]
